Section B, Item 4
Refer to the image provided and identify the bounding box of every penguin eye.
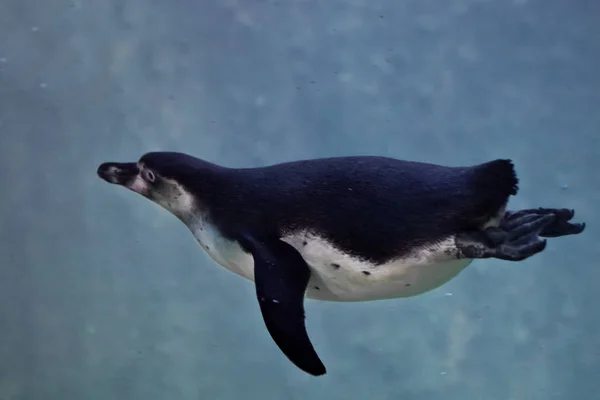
[143,169,155,183]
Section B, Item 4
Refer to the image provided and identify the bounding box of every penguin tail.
[473,159,519,195]
[469,159,519,210]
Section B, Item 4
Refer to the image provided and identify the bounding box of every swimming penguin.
[97,152,585,376]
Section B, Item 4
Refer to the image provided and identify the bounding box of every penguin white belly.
[190,222,472,302]
[282,231,473,302]
[190,220,257,282]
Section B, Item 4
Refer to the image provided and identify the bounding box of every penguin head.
[97,152,204,218]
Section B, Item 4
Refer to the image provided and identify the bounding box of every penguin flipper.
[240,233,326,376]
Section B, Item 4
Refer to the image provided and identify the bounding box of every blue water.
[0,1,598,399]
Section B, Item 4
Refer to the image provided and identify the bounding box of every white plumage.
[190,218,473,302]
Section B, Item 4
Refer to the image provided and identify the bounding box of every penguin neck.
[161,187,212,228]
[162,161,233,224]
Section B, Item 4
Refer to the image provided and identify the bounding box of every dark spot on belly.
[315,286,320,290]
[303,240,307,246]
[405,283,411,287]
[331,263,340,269]
[362,271,371,276]
[205,245,210,250]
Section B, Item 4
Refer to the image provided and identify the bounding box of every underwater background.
[0,0,598,399]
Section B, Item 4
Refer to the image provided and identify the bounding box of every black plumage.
[141,152,519,264]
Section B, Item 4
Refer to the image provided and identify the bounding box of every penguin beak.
[97,162,139,186]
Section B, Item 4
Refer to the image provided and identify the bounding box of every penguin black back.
[142,153,519,264]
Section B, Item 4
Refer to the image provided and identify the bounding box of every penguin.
[97,152,585,376]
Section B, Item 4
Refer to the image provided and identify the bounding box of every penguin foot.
[502,208,586,238]
[457,208,585,261]
[455,207,585,261]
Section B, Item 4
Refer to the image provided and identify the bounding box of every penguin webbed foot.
[457,208,585,261]
[502,208,586,238]
[457,215,551,261]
